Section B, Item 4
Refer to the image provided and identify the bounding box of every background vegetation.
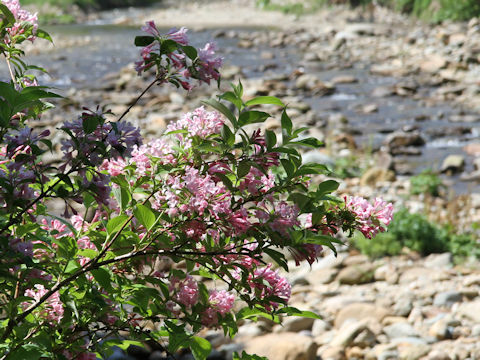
[22,0,160,11]
[257,0,480,22]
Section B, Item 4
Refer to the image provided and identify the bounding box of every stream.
[1,9,479,195]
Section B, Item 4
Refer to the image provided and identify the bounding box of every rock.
[374,264,399,284]
[393,296,413,317]
[336,264,375,285]
[455,300,480,323]
[331,75,358,84]
[372,86,395,97]
[426,350,450,360]
[320,346,345,360]
[420,55,448,73]
[365,344,399,360]
[301,150,335,168]
[244,333,318,360]
[360,167,396,186]
[433,291,463,307]
[361,103,379,114]
[440,155,465,174]
[384,131,426,149]
[429,318,454,340]
[448,114,480,122]
[335,303,389,329]
[295,74,335,95]
[311,319,332,336]
[305,267,338,285]
[279,317,315,333]
[330,321,369,348]
[424,253,453,269]
[383,322,419,339]
[398,343,431,360]
[398,267,445,285]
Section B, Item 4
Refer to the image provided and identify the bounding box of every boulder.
[335,303,389,329]
[244,333,318,360]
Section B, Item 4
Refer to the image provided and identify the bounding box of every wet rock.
[295,74,335,96]
[336,263,375,285]
[372,85,395,97]
[360,167,396,186]
[440,154,465,174]
[384,131,426,149]
[361,103,379,114]
[244,332,318,360]
[331,75,358,84]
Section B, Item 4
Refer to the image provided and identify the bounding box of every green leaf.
[245,96,285,107]
[133,204,156,230]
[106,214,129,235]
[113,186,131,211]
[182,45,198,60]
[289,137,324,148]
[189,337,212,360]
[134,35,155,47]
[281,158,295,178]
[265,130,277,150]
[316,180,340,198]
[160,39,178,54]
[91,268,112,291]
[0,4,15,25]
[233,80,243,98]
[238,111,270,126]
[277,306,322,319]
[233,351,268,360]
[221,124,235,147]
[294,163,331,177]
[82,115,100,134]
[264,248,288,271]
[220,91,243,110]
[281,110,293,141]
[113,340,144,351]
[237,161,251,178]
[236,307,280,323]
[36,28,53,42]
[288,192,311,211]
[202,99,237,128]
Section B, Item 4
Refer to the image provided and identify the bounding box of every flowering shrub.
[0,2,393,359]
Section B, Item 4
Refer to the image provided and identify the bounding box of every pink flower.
[169,275,199,307]
[197,42,223,84]
[250,265,291,310]
[77,353,97,360]
[201,290,235,327]
[23,284,64,325]
[167,27,189,45]
[345,196,394,239]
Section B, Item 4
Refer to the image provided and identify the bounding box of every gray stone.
[433,291,463,307]
[280,316,315,333]
[336,264,375,285]
[383,322,419,339]
[440,155,465,174]
[330,321,369,348]
[455,300,480,323]
[311,319,332,336]
[398,344,431,360]
[384,131,426,149]
[424,253,453,269]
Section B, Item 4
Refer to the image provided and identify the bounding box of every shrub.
[409,170,444,197]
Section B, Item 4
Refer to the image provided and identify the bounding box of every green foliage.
[353,208,479,259]
[22,0,160,11]
[409,170,444,197]
[332,155,364,179]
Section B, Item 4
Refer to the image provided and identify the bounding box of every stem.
[5,56,16,85]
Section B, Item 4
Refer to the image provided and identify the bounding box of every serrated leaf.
[133,204,156,230]
[245,96,285,107]
[189,337,212,360]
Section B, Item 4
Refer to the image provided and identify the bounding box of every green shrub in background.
[409,170,444,197]
[22,0,159,11]
[352,208,479,259]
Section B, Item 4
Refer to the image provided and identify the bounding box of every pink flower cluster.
[1,0,38,42]
[135,21,222,89]
[345,196,394,239]
[166,106,224,145]
[201,290,235,327]
[23,284,63,325]
[169,275,199,308]
[249,265,291,310]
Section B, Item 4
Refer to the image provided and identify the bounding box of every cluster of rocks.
[111,251,480,360]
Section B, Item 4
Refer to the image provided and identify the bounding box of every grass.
[256,0,480,22]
